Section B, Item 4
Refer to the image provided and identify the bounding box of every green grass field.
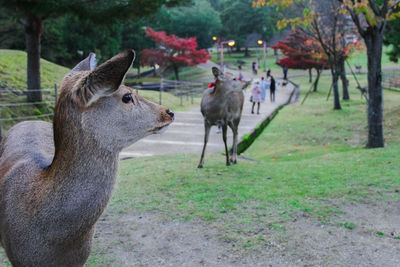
[347,45,399,70]
[210,46,399,76]
[0,48,399,265]
[83,73,400,262]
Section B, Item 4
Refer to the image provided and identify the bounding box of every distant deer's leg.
[222,124,230,166]
[198,122,211,168]
[229,121,238,164]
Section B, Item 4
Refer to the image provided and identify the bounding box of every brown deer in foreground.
[0,50,174,266]
[198,67,249,168]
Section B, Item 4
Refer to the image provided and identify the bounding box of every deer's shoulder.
[1,121,54,172]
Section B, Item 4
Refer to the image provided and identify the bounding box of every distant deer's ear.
[212,67,224,79]
[71,53,97,73]
[78,50,135,106]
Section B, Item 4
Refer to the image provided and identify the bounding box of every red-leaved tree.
[140,27,211,80]
[271,30,330,91]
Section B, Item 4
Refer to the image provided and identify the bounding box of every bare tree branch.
[381,0,400,33]
[368,0,382,16]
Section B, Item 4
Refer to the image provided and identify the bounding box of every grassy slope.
[0,49,199,132]
[0,49,70,89]
[0,50,71,130]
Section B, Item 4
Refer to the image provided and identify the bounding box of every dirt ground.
[92,196,400,267]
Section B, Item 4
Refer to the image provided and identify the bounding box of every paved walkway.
[121,62,295,159]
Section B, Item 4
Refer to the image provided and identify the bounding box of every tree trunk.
[340,59,349,100]
[173,65,179,80]
[309,68,313,83]
[23,16,43,102]
[331,67,341,110]
[244,47,250,57]
[274,49,279,61]
[364,29,384,148]
[313,68,321,92]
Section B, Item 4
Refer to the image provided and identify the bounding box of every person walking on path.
[251,81,262,114]
[283,66,288,80]
[238,65,244,81]
[260,76,267,103]
[252,62,258,75]
[270,75,277,102]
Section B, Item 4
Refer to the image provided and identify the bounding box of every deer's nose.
[166,109,174,120]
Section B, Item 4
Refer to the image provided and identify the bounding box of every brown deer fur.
[198,67,249,168]
[0,50,174,266]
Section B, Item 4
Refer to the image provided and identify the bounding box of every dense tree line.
[0,0,279,69]
[0,0,190,101]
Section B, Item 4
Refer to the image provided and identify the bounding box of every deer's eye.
[122,93,132,104]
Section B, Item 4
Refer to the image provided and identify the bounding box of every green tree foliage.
[220,0,279,51]
[384,17,400,62]
[0,9,25,50]
[61,16,123,65]
[159,0,223,49]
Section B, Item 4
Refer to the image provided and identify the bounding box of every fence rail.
[382,69,400,91]
[0,80,205,134]
[130,78,205,105]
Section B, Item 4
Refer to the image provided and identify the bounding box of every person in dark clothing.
[270,75,276,102]
[252,61,258,75]
[283,67,288,80]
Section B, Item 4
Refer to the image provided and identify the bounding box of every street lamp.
[212,36,217,41]
[219,40,235,71]
[257,40,267,72]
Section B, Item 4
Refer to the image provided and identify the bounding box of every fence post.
[54,83,58,104]
[191,85,195,104]
[186,82,189,101]
[178,80,182,106]
[160,78,163,105]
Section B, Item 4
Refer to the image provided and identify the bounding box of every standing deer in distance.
[0,50,174,266]
[198,67,250,168]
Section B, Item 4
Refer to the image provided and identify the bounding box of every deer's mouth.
[150,122,172,134]
[150,108,174,134]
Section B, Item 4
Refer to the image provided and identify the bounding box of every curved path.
[121,63,295,159]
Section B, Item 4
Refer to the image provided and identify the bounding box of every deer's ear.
[71,53,97,73]
[79,50,135,106]
[212,67,224,79]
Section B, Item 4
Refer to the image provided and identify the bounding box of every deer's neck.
[211,86,230,101]
[44,132,120,235]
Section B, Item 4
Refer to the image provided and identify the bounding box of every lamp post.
[212,36,219,61]
[220,40,235,71]
[257,40,267,72]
